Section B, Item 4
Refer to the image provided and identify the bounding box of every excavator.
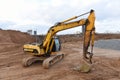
[23,9,95,72]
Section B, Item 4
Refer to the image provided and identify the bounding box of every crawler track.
[22,54,64,68]
[43,53,64,69]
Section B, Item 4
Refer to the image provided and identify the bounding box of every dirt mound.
[95,33,120,40]
[37,33,120,43]
[60,33,120,42]
[0,30,35,44]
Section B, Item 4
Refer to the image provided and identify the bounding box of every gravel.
[95,39,120,50]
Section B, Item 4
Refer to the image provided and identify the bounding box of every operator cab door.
[52,37,61,52]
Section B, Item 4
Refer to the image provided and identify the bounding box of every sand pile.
[0,30,35,44]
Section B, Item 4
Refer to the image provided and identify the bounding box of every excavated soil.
[0,30,35,44]
[0,30,120,80]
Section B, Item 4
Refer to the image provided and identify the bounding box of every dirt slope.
[0,30,35,44]
[0,30,120,80]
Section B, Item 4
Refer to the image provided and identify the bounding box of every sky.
[0,0,120,34]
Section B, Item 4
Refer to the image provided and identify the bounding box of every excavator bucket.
[73,59,92,73]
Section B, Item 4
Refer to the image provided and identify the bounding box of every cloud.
[0,0,120,34]
[96,19,120,33]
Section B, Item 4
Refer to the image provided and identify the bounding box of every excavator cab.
[51,37,61,52]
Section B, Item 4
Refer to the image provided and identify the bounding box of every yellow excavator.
[23,9,95,72]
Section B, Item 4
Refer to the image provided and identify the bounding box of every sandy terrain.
[0,30,120,80]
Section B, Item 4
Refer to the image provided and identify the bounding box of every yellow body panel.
[23,43,44,55]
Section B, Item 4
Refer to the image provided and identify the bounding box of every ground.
[0,30,120,80]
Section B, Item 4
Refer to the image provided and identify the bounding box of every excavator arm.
[42,10,95,63]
